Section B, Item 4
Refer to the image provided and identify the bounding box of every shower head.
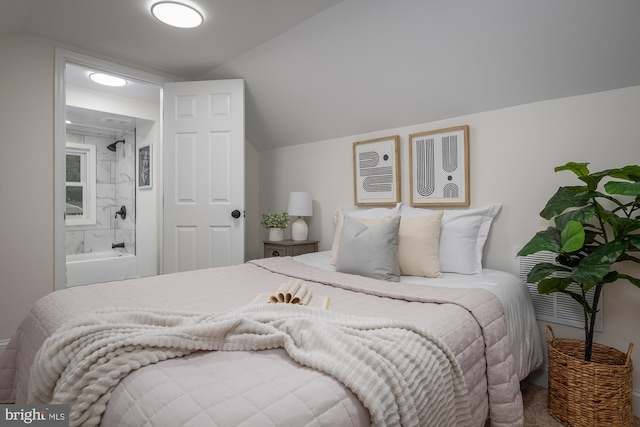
[107,139,125,152]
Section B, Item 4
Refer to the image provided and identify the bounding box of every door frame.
[54,48,172,290]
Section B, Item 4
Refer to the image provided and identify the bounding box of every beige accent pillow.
[330,214,391,265]
[400,204,501,274]
[398,212,443,278]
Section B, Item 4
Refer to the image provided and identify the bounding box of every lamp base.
[291,217,308,241]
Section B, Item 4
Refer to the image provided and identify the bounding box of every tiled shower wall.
[65,130,136,255]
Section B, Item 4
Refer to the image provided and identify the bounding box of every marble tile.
[98,145,117,162]
[65,231,84,255]
[116,142,128,161]
[116,181,134,205]
[122,138,135,159]
[110,161,116,184]
[85,135,111,146]
[97,183,116,207]
[65,220,85,232]
[97,160,112,184]
[115,229,135,254]
[85,230,116,253]
[96,206,112,229]
[117,156,135,184]
[115,229,135,244]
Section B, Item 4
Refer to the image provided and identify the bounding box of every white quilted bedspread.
[0,257,524,427]
[29,305,472,427]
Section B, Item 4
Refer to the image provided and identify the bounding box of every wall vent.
[518,251,603,332]
[101,116,132,126]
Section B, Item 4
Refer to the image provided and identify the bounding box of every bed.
[0,204,544,427]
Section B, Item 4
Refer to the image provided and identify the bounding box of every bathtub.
[66,251,137,287]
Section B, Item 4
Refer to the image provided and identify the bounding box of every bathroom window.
[66,142,96,226]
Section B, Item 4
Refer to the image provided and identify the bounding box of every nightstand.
[264,240,319,258]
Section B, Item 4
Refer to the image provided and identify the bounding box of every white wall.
[259,85,640,401]
[244,141,261,261]
[0,33,55,340]
[206,1,640,152]
[135,120,160,277]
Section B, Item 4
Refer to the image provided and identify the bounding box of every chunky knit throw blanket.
[28,304,471,427]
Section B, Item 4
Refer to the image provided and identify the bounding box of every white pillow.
[332,203,401,224]
[330,203,401,261]
[400,203,502,274]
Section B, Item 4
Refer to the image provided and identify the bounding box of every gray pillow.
[335,215,401,282]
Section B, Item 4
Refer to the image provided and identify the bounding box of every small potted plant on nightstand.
[518,162,640,426]
[261,212,289,242]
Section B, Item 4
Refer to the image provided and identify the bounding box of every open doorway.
[54,49,170,290]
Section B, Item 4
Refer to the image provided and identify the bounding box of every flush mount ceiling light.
[151,1,203,28]
[89,72,127,87]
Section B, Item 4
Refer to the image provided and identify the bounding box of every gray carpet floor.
[522,383,640,426]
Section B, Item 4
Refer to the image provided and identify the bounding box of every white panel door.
[163,79,244,273]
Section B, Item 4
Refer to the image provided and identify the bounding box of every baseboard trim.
[528,367,640,418]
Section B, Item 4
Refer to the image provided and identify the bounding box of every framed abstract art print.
[409,125,469,206]
[138,144,152,190]
[352,135,400,206]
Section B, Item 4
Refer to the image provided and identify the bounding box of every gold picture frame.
[409,125,469,206]
[352,135,401,206]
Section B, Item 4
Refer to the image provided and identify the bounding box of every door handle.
[231,209,241,219]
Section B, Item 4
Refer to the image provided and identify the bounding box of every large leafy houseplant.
[518,162,640,361]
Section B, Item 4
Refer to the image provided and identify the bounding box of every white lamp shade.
[287,192,313,217]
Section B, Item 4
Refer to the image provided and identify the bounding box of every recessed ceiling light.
[89,73,127,87]
[151,1,203,28]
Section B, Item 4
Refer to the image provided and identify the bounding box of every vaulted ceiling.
[3,0,640,151]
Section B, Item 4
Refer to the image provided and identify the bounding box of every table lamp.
[288,191,313,241]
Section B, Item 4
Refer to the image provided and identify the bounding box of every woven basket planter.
[545,325,634,426]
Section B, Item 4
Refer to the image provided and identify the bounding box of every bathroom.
[63,62,161,286]
[65,124,137,286]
